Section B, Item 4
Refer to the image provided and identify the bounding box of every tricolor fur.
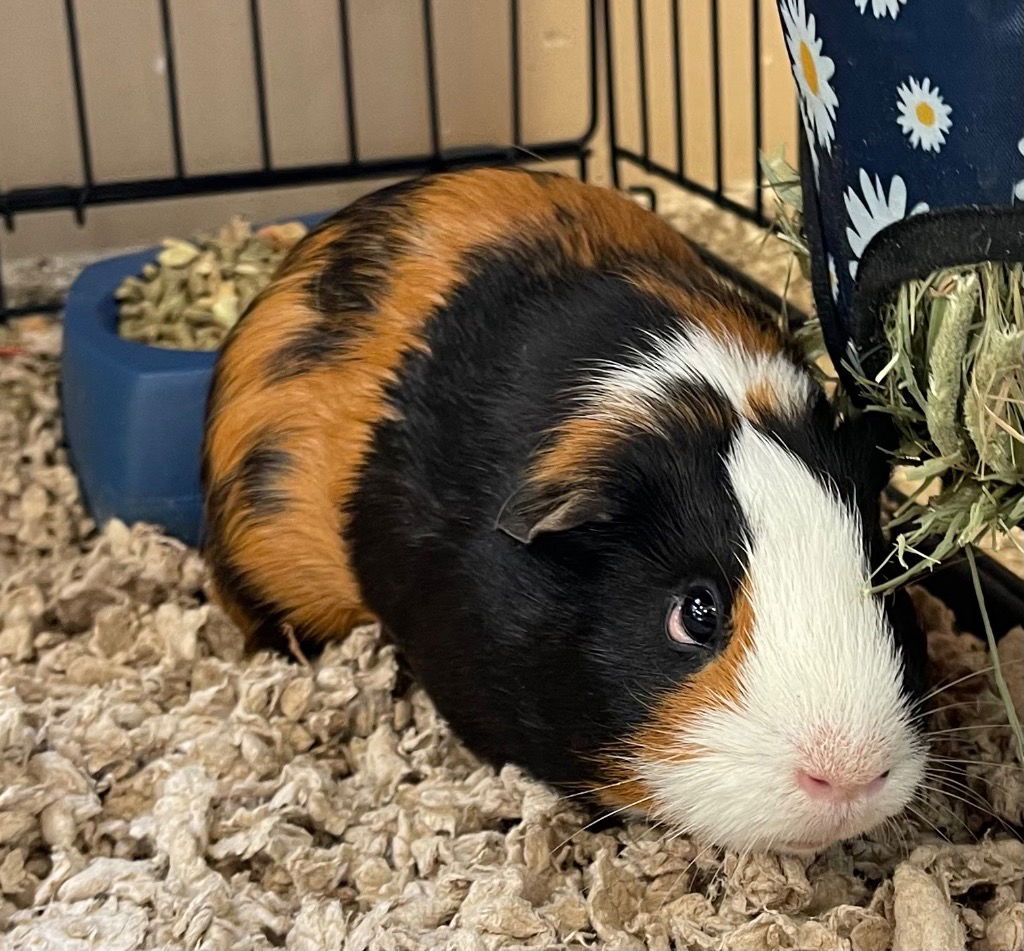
[203,168,927,853]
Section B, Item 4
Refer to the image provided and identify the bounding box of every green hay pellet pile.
[115,217,307,351]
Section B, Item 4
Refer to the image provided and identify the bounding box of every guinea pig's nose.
[796,768,890,803]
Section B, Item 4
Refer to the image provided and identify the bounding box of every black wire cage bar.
[2,0,600,219]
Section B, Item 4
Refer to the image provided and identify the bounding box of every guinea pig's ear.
[495,481,612,544]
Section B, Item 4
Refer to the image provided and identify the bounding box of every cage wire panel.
[0,0,597,317]
[604,0,800,222]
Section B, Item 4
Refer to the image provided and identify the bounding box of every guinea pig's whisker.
[509,144,547,163]
[644,801,681,836]
[551,794,656,854]
[896,822,915,856]
[917,657,1024,706]
[919,781,1018,839]
[923,724,1018,737]
[922,778,1010,830]
[606,739,681,763]
[923,768,1017,814]
[927,756,1024,771]
[924,761,1000,781]
[910,698,1008,723]
[914,784,981,840]
[894,820,912,856]
[916,665,1001,705]
[903,800,953,844]
[922,768,995,796]
[705,850,730,899]
[619,742,685,761]
[661,821,693,847]
[882,815,912,857]
[876,817,897,852]
[561,775,645,802]
[632,752,696,770]
[662,840,719,901]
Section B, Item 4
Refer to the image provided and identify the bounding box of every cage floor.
[1,304,1023,948]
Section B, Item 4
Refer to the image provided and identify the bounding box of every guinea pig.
[201,167,928,855]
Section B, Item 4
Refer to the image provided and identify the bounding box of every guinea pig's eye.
[666,583,722,648]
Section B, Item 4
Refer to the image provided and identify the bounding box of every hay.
[760,153,1024,593]
[861,266,1024,595]
[1,316,1022,949]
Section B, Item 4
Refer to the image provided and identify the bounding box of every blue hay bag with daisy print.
[777,0,1024,393]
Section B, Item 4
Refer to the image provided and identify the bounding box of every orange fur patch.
[529,386,734,490]
[744,378,782,421]
[529,412,648,488]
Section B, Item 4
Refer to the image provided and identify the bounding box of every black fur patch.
[552,203,577,229]
[237,432,294,518]
[267,176,430,383]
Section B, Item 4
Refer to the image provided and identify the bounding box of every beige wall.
[0,0,796,261]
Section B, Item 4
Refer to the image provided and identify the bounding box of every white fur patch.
[580,326,812,424]
[643,423,925,852]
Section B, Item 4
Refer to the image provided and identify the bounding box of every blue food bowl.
[61,212,328,547]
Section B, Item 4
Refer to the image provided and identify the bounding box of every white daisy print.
[896,78,952,152]
[855,0,906,18]
[781,0,838,153]
[845,170,929,278]
[828,254,839,301]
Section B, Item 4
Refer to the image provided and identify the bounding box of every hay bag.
[774,0,1024,584]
